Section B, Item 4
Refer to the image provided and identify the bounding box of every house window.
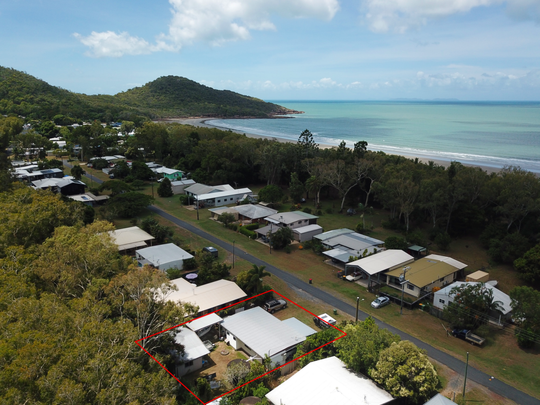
[439,277,444,282]
[218,200,221,203]
[439,299,445,304]
[185,360,194,367]
[407,284,414,291]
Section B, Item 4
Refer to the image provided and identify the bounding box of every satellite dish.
[399,274,405,282]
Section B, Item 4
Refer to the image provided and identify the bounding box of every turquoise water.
[207,101,540,173]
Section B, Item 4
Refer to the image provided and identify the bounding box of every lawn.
[116,184,538,400]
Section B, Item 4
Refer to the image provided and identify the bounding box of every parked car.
[346,271,362,282]
[263,299,287,313]
[371,296,390,308]
[313,313,337,329]
[452,329,485,346]
[203,246,218,258]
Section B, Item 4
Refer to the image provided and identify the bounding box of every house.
[173,327,210,377]
[345,249,415,283]
[32,177,86,196]
[255,211,320,242]
[424,394,458,405]
[185,183,253,208]
[383,254,467,298]
[265,356,394,405]
[209,204,278,224]
[68,192,109,206]
[136,243,194,271]
[318,230,385,266]
[109,226,155,252]
[154,166,184,181]
[171,179,196,195]
[186,313,223,337]
[17,167,64,182]
[433,281,513,324]
[222,307,316,368]
[293,224,323,242]
[166,278,247,316]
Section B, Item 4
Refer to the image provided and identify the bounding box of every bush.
[218,212,236,226]
[434,232,452,251]
[244,223,260,231]
[166,268,183,280]
[284,245,292,254]
[302,207,312,214]
[226,223,239,232]
[325,207,332,214]
[178,195,189,205]
[385,236,408,250]
[271,227,294,250]
[157,178,174,197]
[239,226,257,239]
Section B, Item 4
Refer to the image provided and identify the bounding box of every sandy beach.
[165,118,502,174]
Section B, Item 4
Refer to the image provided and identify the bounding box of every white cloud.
[75,0,339,57]
[360,0,540,33]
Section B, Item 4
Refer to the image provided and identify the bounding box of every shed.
[293,224,323,242]
[408,244,427,258]
[109,226,155,251]
[173,327,210,377]
[265,356,394,405]
[171,179,196,195]
[466,270,490,283]
[136,243,194,271]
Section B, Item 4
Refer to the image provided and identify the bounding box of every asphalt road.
[149,205,539,405]
[67,162,537,404]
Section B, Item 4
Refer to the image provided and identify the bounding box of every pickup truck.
[452,329,485,346]
[313,313,337,329]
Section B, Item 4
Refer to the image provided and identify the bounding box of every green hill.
[0,66,295,122]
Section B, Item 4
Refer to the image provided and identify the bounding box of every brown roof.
[385,257,461,288]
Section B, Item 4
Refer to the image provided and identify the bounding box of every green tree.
[106,192,153,218]
[258,184,283,204]
[71,164,84,180]
[335,318,400,375]
[218,212,236,226]
[100,179,134,196]
[237,264,271,295]
[271,226,294,250]
[514,243,540,286]
[370,341,439,404]
[295,327,340,367]
[140,217,173,244]
[111,160,131,179]
[132,160,155,180]
[157,177,173,197]
[384,236,408,250]
[297,129,319,160]
[289,172,305,203]
[509,286,540,348]
[197,261,231,285]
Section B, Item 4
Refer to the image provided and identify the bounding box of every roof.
[408,245,427,252]
[197,188,252,201]
[265,356,393,405]
[185,183,220,195]
[436,281,512,315]
[425,254,467,270]
[155,167,183,175]
[386,256,466,289]
[186,313,223,332]
[136,243,194,266]
[265,211,318,225]
[466,270,489,281]
[167,278,247,313]
[174,327,210,362]
[281,318,317,338]
[425,394,458,405]
[293,224,323,235]
[323,248,355,263]
[314,228,354,241]
[323,233,384,251]
[221,307,313,357]
[109,226,155,251]
[171,179,196,186]
[346,250,415,276]
[234,204,278,219]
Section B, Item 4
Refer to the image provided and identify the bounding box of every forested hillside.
[0,66,294,122]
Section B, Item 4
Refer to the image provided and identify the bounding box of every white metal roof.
[136,243,193,267]
[221,307,311,358]
[435,281,512,315]
[425,394,458,405]
[234,204,278,219]
[167,278,247,313]
[171,179,196,186]
[197,188,252,201]
[314,228,354,241]
[281,318,317,338]
[155,167,183,175]
[186,313,223,332]
[109,226,155,251]
[346,250,415,276]
[265,356,393,405]
[293,224,323,234]
[174,327,210,362]
[265,211,318,225]
[322,233,381,251]
[425,254,467,270]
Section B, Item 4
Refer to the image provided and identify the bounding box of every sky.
[1,0,540,100]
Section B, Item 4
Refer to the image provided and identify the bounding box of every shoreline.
[164,118,506,174]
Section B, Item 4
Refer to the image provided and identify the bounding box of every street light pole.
[232,240,235,268]
[196,196,199,220]
[356,297,360,323]
[463,352,469,401]
[400,266,410,315]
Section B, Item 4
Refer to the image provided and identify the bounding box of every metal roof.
[109,226,155,251]
[293,224,323,234]
[197,188,252,201]
[425,394,458,405]
[186,313,223,332]
[435,281,512,315]
[346,250,415,276]
[314,228,354,241]
[221,307,311,358]
[136,243,193,267]
[264,211,318,225]
[265,356,393,405]
[385,256,465,288]
[174,327,210,362]
[234,204,278,219]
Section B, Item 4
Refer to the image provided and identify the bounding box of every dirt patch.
[289,284,324,304]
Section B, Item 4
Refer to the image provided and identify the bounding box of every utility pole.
[462,352,469,401]
[232,240,235,268]
[356,297,360,323]
[400,266,410,315]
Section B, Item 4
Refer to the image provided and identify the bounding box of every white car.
[313,313,337,329]
[371,296,390,308]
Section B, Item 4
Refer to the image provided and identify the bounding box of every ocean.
[206,101,540,173]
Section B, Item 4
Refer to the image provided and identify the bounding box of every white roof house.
[264,212,318,229]
[167,278,247,315]
[222,307,316,368]
[186,313,223,334]
[173,327,210,377]
[265,356,393,405]
[346,249,415,277]
[196,188,253,208]
[109,226,155,251]
[136,243,194,271]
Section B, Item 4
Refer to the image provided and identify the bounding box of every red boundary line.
[136,289,347,404]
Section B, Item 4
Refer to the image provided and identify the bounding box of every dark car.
[263,299,287,313]
[202,246,218,258]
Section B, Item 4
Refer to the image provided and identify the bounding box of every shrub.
[385,236,408,250]
[166,268,183,280]
[302,207,312,214]
[218,212,236,226]
[434,232,452,251]
[325,207,332,214]
[244,223,260,231]
[178,195,189,205]
[285,245,292,254]
[239,227,257,239]
[226,223,238,232]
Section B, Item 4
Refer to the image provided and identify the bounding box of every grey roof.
[235,204,278,219]
[174,327,210,362]
[281,318,317,338]
[197,188,252,201]
[293,224,323,235]
[323,248,355,263]
[323,232,383,251]
[314,228,355,241]
[265,211,318,225]
[136,243,193,266]
[221,307,310,357]
[185,183,220,195]
[424,394,458,405]
[171,179,196,186]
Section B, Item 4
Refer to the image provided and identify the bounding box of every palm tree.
[245,264,271,295]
